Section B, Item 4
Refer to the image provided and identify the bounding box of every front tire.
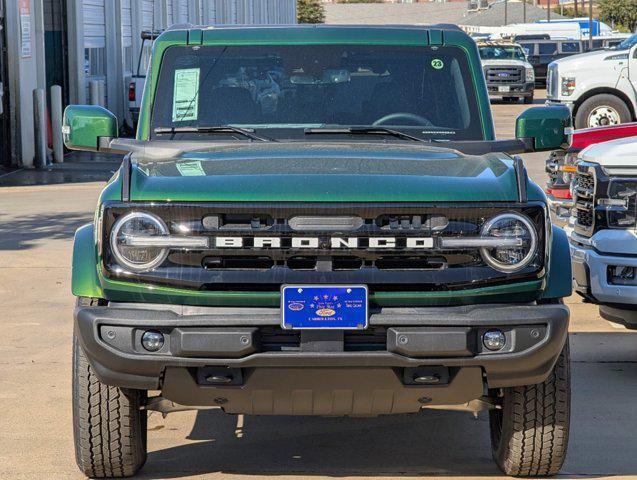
[523,95,534,104]
[489,340,570,477]
[73,298,147,478]
[575,94,631,128]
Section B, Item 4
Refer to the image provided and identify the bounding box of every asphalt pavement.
[0,91,636,479]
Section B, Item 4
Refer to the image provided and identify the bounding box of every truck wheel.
[73,298,147,478]
[575,94,631,128]
[523,95,534,104]
[489,340,570,477]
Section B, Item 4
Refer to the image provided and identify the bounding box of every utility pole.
[505,0,508,25]
[547,0,551,22]
[523,0,527,23]
[589,0,594,51]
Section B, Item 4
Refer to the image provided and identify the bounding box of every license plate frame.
[281,285,368,330]
[498,85,511,93]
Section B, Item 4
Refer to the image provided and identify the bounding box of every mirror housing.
[62,105,118,152]
[515,105,571,152]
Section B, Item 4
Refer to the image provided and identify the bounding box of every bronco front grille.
[484,66,523,84]
[101,202,546,292]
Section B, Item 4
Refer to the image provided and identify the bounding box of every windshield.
[616,33,637,50]
[478,45,526,61]
[151,44,484,141]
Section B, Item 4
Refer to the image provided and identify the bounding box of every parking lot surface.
[1,92,636,479]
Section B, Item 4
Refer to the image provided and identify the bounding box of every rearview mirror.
[62,105,118,152]
[515,105,571,152]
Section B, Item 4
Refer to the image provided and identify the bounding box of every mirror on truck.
[62,105,118,152]
[515,105,571,152]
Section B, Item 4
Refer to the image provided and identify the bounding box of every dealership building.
[0,0,296,169]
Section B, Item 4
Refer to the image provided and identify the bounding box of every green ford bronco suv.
[64,25,573,478]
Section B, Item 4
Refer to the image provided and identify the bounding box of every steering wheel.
[372,112,433,126]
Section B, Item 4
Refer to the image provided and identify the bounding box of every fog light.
[141,331,164,352]
[483,330,506,351]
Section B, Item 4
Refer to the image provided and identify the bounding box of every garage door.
[83,0,106,103]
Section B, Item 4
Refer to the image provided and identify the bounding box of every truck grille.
[573,170,595,231]
[102,202,546,293]
[484,66,523,84]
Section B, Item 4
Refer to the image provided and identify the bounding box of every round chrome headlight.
[110,212,169,272]
[479,213,538,273]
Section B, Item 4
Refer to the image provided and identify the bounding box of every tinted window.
[151,44,484,140]
[538,43,558,55]
[561,42,580,53]
[519,43,534,55]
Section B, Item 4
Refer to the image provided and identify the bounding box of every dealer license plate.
[498,86,511,93]
[281,285,368,330]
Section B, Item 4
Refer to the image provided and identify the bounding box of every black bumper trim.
[75,303,569,392]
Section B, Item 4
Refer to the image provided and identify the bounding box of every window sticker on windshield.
[431,59,444,70]
[172,68,200,122]
[176,161,206,177]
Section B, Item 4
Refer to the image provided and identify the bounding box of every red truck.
[546,122,637,222]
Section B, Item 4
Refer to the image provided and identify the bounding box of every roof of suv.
[152,23,476,48]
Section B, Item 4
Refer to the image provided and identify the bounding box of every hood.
[481,59,531,68]
[128,143,520,202]
[580,135,637,169]
[552,49,626,71]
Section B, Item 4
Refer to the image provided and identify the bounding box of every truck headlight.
[560,76,576,96]
[479,213,538,273]
[110,212,170,271]
[525,67,535,83]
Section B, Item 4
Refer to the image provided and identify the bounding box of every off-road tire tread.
[490,341,570,477]
[73,297,147,478]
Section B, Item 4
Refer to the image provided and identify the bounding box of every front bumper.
[75,302,569,413]
[486,82,534,97]
[570,229,637,307]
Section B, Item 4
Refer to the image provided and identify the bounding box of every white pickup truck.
[567,135,637,328]
[546,32,637,129]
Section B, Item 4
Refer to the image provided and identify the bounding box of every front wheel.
[489,340,570,477]
[575,94,631,128]
[73,298,148,478]
[523,95,534,105]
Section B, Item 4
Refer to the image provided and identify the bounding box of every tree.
[599,0,637,33]
[297,0,325,24]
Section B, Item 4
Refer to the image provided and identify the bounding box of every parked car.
[567,135,637,328]
[126,30,161,132]
[517,36,584,85]
[63,24,572,478]
[546,122,637,222]
[476,39,535,103]
[546,32,637,128]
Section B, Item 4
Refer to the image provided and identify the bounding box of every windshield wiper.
[153,125,273,142]
[304,126,430,143]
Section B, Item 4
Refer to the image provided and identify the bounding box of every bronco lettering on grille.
[210,236,434,249]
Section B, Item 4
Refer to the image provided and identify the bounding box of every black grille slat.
[257,326,387,352]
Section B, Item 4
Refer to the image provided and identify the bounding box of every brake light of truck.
[128,82,136,102]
